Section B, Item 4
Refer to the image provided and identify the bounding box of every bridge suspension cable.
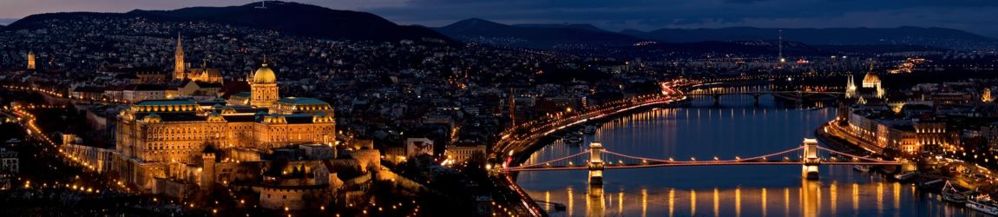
[815,146,891,162]
[507,144,899,171]
[600,145,805,163]
[515,150,591,169]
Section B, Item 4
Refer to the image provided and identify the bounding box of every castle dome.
[252,63,277,84]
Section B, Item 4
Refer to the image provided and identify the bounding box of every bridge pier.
[802,138,820,180]
[588,142,605,186]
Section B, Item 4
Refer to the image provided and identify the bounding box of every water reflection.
[529,177,968,217]
[517,94,980,216]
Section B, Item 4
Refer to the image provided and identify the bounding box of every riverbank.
[815,120,998,216]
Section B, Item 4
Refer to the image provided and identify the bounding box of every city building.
[845,65,886,103]
[445,144,486,163]
[860,65,886,99]
[114,62,336,192]
[172,34,223,84]
[26,51,35,71]
[0,147,18,190]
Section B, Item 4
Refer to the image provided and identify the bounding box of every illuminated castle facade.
[115,63,336,191]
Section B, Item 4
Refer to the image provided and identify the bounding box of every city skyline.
[2,0,998,38]
[3,1,998,216]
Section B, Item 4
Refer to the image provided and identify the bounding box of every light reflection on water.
[516,94,981,216]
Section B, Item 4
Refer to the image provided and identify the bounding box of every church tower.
[984,88,994,103]
[26,51,36,70]
[845,73,856,99]
[174,33,186,80]
[250,61,279,108]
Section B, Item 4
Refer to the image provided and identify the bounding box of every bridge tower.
[588,142,605,185]
[802,138,820,180]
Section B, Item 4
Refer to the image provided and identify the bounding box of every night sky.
[2,0,997,37]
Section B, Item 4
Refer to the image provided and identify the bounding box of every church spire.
[174,32,185,80]
[845,73,856,99]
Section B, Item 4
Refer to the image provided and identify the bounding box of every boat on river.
[967,194,998,216]
[893,171,918,182]
[853,165,870,172]
[942,181,968,203]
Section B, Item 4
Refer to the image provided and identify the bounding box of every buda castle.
[55,33,404,211]
[115,58,338,190]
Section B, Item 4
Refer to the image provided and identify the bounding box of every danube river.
[516,93,981,216]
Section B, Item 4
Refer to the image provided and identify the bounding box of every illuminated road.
[489,79,693,216]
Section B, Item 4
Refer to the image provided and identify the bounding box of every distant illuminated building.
[845,73,857,99]
[26,51,36,70]
[860,63,885,99]
[862,70,880,88]
[172,34,223,84]
[984,88,993,103]
[186,60,224,84]
[844,63,886,102]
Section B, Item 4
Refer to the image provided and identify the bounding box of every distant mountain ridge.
[621,26,996,50]
[6,1,448,42]
[435,18,644,49]
[434,19,993,50]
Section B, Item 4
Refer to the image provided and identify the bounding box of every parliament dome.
[862,71,880,88]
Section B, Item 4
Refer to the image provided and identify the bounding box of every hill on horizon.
[621,26,996,50]
[5,1,449,42]
[435,18,644,49]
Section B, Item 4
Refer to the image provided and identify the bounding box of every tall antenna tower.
[508,88,516,127]
[255,1,268,9]
[778,29,785,63]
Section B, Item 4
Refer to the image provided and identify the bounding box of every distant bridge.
[684,88,844,104]
[504,139,900,183]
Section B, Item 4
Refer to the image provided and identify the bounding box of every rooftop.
[135,99,198,106]
[279,97,328,105]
